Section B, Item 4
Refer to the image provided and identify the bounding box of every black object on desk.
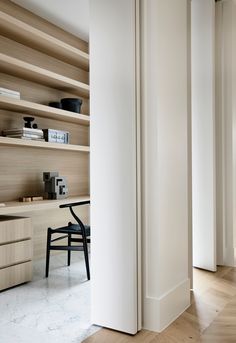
[45,200,90,280]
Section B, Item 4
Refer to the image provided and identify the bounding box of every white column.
[90,0,139,334]
[141,0,191,332]
[216,0,236,267]
[191,0,216,271]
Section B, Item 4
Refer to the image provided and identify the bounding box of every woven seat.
[52,223,90,236]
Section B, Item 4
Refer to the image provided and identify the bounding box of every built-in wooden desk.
[0,195,90,215]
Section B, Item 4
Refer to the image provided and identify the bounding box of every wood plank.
[0,73,90,115]
[0,0,88,53]
[0,240,32,268]
[0,11,89,71]
[0,34,89,85]
[0,217,32,244]
[0,146,89,202]
[0,96,90,125]
[0,261,32,291]
[83,267,236,343]
[0,195,90,216]
[0,136,90,152]
[0,53,90,98]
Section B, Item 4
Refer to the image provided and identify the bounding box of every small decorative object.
[19,197,32,202]
[43,129,69,144]
[23,116,38,129]
[43,172,68,200]
[31,196,44,201]
[61,98,82,113]
[19,196,44,202]
[3,117,44,141]
[48,102,62,109]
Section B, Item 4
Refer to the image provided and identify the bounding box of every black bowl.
[61,98,83,113]
[48,102,62,109]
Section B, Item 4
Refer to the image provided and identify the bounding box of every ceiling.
[12,0,89,42]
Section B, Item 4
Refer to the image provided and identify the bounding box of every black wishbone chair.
[45,200,90,280]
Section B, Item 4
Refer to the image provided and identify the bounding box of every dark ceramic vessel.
[48,102,62,109]
[61,98,83,113]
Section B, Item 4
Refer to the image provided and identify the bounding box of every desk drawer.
[0,216,32,244]
[0,240,32,268]
[0,261,32,291]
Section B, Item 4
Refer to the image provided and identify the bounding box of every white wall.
[215,0,236,267]
[191,0,216,271]
[90,0,139,334]
[141,0,191,332]
[12,0,89,41]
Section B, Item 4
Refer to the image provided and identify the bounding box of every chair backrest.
[59,200,90,239]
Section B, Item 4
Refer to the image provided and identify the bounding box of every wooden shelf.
[0,136,90,152]
[0,11,89,71]
[0,96,90,126]
[0,195,90,215]
[0,53,90,98]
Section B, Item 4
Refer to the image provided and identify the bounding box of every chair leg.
[82,237,90,280]
[45,228,52,278]
[68,233,71,266]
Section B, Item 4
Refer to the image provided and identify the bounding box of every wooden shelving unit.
[0,195,90,216]
[0,53,89,98]
[0,96,90,125]
[0,136,90,152]
[0,10,89,71]
[0,1,90,261]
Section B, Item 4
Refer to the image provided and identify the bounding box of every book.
[0,87,20,96]
[5,134,44,139]
[5,135,45,141]
[0,92,20,99]
[3,127,44,137]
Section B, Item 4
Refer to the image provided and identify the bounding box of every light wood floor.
[83,266,236,342]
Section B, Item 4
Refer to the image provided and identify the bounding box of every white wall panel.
[191,0,216,271]
[141,0,190,332]
[90,0,139,334]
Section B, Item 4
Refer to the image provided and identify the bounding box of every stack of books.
[2,127,45,141]
[0,87,20,99]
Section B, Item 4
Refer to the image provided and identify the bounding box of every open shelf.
[0,53,90,98]
[0,96,90,126]
[0,11,89,71]
[0,195,90,215]
[0,136,90,152]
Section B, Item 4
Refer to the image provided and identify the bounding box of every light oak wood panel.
[0,35,89,84]
[0,261,32,291]
[0,53,90,98]
[0,196,90,216]
[0,96,90,126]
[0,137,89,152]
[0,216,32,244]
[0,240,32,268]
[83,267,236,343]
[0,0,88,53]
[0,13,89,71]
[0,108,89,146]
[0,0,90,265]
[0,73,89,115]
[0,147,89,202]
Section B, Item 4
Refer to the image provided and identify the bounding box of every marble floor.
[0,253,100,343]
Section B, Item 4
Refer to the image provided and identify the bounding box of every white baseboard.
[143,278,190,332]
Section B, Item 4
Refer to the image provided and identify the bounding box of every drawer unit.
[0,240,32,268]
[0,216,32,290]
[0,261,32,291]
[0,216,32,244]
